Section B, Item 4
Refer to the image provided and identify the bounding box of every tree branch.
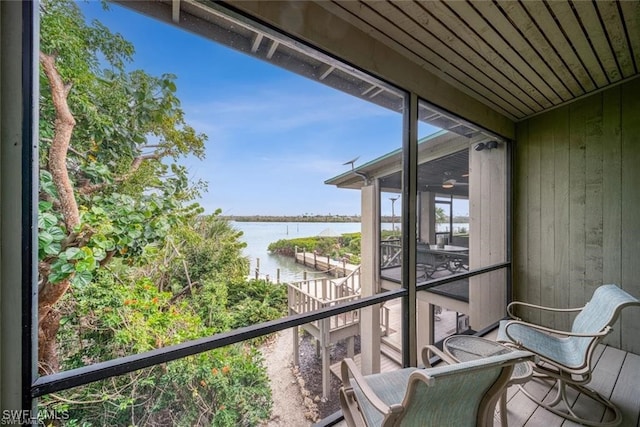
[78,150,169,195]
[40,51,80,231]
[168,238,193,293]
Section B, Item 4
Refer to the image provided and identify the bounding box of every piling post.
[276,268,280,284]
[290,288,300,367]
[321,317,331,399]
[255,258,260,280]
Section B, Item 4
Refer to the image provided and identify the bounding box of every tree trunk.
[40,52,79,230]
[38,308,62,375]
[39,52,79,373]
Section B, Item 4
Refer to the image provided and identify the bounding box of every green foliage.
[52,272,277,426]
[435,206,447,223]
[227,278,286,307]
[168,214,249,288]
[38,2,279,425]
[268,232,363,264]
[49,215,286,425]
[39,0,207,292]
[157,348,272,427]
[340,233,361,264]
[38,173,201,288]
[227,279,287,330]
[381,229,400,240]
[267,237,319,256]
[316,237,340,258]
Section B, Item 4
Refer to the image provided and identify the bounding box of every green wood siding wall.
[514,78,640,353]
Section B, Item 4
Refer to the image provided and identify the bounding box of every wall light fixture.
[474,140,499,151]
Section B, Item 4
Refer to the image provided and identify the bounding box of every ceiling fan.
[442,178,469,189]
[425,172,469,189]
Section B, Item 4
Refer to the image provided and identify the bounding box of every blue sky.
[77,2,439,216]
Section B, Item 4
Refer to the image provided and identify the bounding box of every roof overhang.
[325,130,472,191]
[118,1,640,144]
[223,0,640,137]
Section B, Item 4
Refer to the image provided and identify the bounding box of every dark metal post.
[1,0,38,412]
[402,93,418,367]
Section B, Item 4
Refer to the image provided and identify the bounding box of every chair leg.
[339,388,366,427]
[499,391,508,427]
[518,378,622,427]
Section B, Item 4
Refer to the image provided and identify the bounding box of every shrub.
[51,274,277,426]
[267,237,319,256]
[267,233,364,262]
[228,279,287,331]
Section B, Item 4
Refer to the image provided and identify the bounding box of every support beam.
[292,325,299,367]
[250,32,263,53]
[266,39,279,59]
[368,87,385,99]
[319,65,335,81]
[361,84,377,96]
[359,183,380,375]
[418,191,436,243]
[320,316,331,398]
[171,0,180,23]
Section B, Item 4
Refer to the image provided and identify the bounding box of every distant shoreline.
[221,214,469,223]
[221,215,363,223]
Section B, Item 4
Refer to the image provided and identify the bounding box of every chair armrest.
[503,320,612,343]
[506,301,584,320]
[340,359,402,417]
[421,345,457,368]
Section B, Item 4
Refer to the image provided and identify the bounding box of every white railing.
[380,239,402,268]
[287,266,361,332]
[380,303,391,337]
[287,265,388,334]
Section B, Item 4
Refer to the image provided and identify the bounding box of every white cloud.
[185,85,392,137]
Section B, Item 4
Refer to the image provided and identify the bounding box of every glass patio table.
[443,335,533,427]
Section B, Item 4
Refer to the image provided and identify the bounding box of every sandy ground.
[260,330,311,427]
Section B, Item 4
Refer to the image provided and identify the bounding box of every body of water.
[232,221,468,283]
[231,221,363,283]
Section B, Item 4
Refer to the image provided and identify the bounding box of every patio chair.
[339,348,533,426]
[497,284,640,426]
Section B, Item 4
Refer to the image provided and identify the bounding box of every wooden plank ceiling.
[317,0,640,121]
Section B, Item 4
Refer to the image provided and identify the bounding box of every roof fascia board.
[326,130,469,189]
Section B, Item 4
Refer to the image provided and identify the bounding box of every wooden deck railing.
[287,266,393,335]
[381,238,402,268]
[287,266,361,331]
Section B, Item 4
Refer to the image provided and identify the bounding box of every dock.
[294,248,359,278]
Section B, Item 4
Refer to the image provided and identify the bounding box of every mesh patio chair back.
[341,350,533,427]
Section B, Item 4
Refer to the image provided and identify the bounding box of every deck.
[328,299,463,384]
[501,341,640,426]
[331,329,640,426]
[291,269,640,426]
